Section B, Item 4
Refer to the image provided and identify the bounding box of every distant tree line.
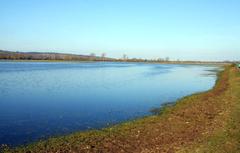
[0,50,112,61]
[0,50,232,64]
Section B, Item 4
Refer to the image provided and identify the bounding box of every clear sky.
[1,0,240,61]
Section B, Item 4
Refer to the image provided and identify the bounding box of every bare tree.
[101,53,106,60]
[90,53,95,57]
[90,53,96,61]
[165,57,170,62]
[157,58,163,62]
[122,54,128,61]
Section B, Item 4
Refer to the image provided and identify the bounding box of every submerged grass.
[2,64,240,153]
[150,101,175,115]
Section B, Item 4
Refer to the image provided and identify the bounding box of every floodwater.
[0,61,220,146]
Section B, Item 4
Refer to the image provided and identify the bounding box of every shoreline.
[2,65,240,152]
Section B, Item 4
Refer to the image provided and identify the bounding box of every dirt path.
[4,65,240,153]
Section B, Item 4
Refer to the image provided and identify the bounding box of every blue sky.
[1,0,240,61]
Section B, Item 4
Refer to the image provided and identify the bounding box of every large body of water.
[0,62,219,146]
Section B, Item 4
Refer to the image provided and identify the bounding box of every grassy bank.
[2,65,240,153]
